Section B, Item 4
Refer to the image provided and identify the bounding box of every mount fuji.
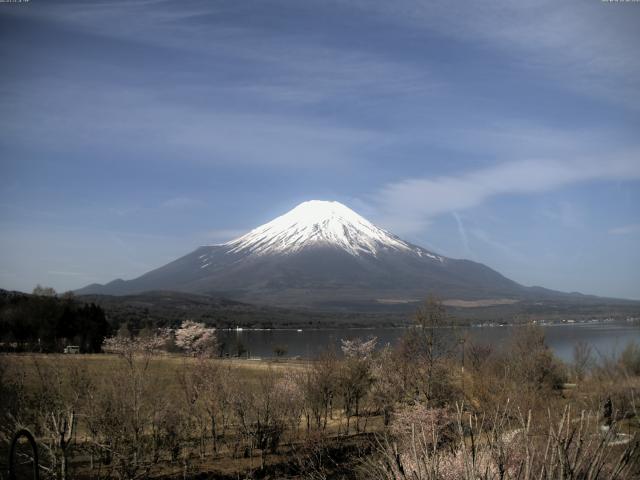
[76,200,573,309]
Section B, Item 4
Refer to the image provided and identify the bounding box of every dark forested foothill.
[0,289,111,353]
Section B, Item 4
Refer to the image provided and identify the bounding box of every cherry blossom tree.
[102,329,170,366]
[175,320,218,357]
[340,336,377,359]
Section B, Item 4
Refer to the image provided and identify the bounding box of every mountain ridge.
[76,200,620,310]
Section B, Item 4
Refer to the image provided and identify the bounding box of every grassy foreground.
[2,353,311,387]
[1,352,382,479]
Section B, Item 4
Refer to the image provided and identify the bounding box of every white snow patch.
[223,200,438,258]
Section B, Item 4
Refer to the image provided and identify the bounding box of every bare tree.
[31,357,92,479]
[32,284,57,297]
[273,344,288,358]
[89,330,177,478]
[176,360,210,459]
[619,341,640,376]
[230,368,296,468]
[371,346,404,426]
[300,350,338,431]
[0,356,26,446]
[338,336,377,434]
[573,340,594,381]
[466,341,494,373]
[407,295,455,404]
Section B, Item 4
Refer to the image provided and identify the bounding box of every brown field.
[442,298,520,308]
[2,353,311,385]
[0,352,382,479]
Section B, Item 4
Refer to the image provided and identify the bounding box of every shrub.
[620,341,640,376]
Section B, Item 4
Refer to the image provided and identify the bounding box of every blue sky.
[1,0,639,299]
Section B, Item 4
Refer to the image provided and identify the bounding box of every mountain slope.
[76,200,569,309]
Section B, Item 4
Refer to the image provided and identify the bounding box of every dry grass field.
[0,352,383,479]
[2,353,311,386]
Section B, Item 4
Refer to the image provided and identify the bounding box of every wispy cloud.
[5,1,438,106]
[0,81,379,169]
[108,206,143,217]
[452,212,473,258]
[468,227,528,264]
[2,2,442,173]
[541,202,584,229]
[609,224,640,235]
[160,197,205,209]
[202,229,247,245]
[376,151,640,234]
[347,0,640,108]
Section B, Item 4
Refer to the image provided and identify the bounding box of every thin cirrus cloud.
[12,0,635,120]
[452,212,473,258]
[376,153,640,234]
[202,229,248,246]
[347,0,640,108]
[160,197,206,209]
[609,224,640,236]
[2,2,438,173]
[0,79,378,169]
[6,1,438,104]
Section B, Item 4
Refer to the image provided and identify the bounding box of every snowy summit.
[223,200,419,257]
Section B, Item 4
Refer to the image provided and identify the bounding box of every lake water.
[218,321,640,363]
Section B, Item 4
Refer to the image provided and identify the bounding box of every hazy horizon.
[1,0,639,299]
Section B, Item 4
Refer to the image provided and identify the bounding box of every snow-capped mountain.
[222,200,441,260]
[77,200,549,310]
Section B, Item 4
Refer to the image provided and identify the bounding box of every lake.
[218,321,640,363]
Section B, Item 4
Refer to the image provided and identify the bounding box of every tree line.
[0,287,111,353]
